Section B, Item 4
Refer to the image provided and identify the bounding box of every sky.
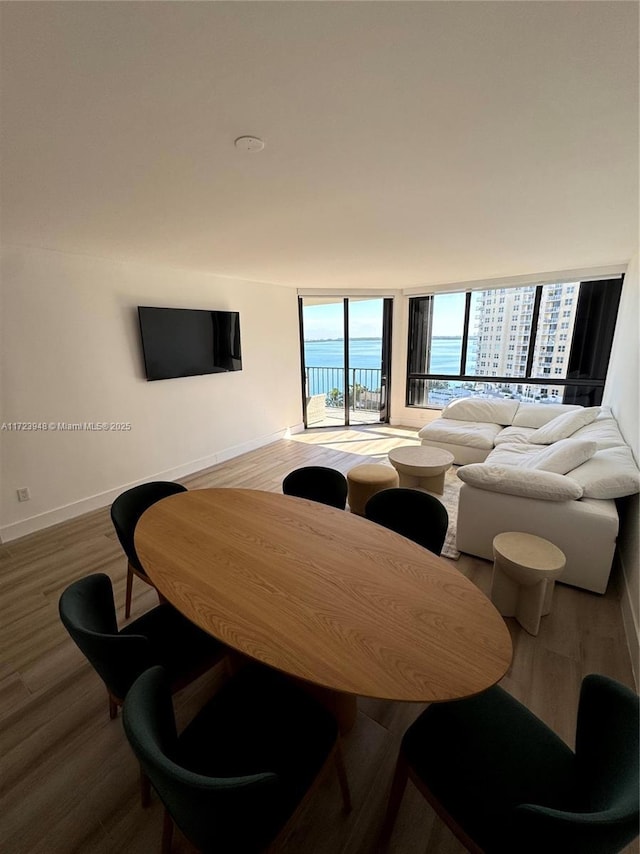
[302,293,466,339]
[302,299,383,339]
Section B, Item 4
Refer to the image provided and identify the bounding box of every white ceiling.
[1,1,638,290]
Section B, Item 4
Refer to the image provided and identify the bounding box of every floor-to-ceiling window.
[299,296,393,428]
[407,277,623,409]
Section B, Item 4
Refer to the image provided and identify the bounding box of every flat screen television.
[138,306,242,381]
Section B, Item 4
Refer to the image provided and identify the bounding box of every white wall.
[603,253,639,683]
[0,246,302,539]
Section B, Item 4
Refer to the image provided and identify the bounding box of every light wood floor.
[0,425,636,854]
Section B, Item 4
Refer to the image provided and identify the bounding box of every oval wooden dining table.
[135,488,512,732]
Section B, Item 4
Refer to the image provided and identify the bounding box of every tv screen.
[138,306,242,381]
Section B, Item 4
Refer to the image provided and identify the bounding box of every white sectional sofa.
[418,399,640,594]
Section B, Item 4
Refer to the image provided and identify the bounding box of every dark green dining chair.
[59,573,227,720]
[364,487,449,556]
[123,663,352,853]
[382,674,639,853]
[282,466,348,510]
[111,480,187,618]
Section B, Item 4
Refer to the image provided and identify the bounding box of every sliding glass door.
[298,296,392,428]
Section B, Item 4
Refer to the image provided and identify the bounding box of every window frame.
[405,277,623,409]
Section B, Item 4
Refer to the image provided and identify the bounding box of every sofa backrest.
[512,403,582,428]
[441,398,520,426]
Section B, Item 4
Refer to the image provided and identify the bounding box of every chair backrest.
[123,666,280,852]
[110,481,187,573]
[59,573,154,701]
[513,674,639,854]
[364,488,449,555]
[282,466,348,510]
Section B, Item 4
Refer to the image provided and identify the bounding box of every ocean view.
[304,336,477,371]
[304,336,561,407]
[304,337,477,394]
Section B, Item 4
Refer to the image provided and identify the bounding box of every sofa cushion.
[566,446,640,499]
[570,417,627,450]
[511,403,582,428]
[529,407,601,445]
[521,438,598,475]
[486,444,543,466]
[441,398,519,426]
[486,439,596,474]
[418,418,503,450]
[494,426,538,446]
[457,464,584,501]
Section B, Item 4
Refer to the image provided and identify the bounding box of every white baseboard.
[390,415,427,429]
[0,426,294,543]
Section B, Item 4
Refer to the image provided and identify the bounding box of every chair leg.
[334,741,352,813]
[140,767,151,808]
[125,563,134,619]
[161,808,174,854]
[379,751,410,845]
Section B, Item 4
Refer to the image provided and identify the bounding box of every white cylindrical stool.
[491,532,566,636]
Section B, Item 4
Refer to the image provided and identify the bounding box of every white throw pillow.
[520,438,598,475]
[457,464,584,500]
[441,397,519,426]
[512,403,581,429]
[566,446,640,499]
[529,407,600,445]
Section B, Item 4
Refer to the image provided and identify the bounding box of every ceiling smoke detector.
[234,136,265,152]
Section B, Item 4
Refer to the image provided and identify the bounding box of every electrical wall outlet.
[17,487,31,502]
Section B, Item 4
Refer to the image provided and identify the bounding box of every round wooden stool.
[388,445,454,494]
[491,532,566,636]
[347,464,399,516]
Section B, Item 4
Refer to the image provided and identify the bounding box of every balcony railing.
[306,366,382,412]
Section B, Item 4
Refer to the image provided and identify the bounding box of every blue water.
[304,337,477,394]
[304,338,382,370]
[304,337,477,371]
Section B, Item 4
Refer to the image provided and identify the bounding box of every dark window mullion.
[459,292,471,375]
[524,286,543,377]
[424,295,433,373]
[343,298,350,427]
[298,297,308,428]
[380,298,393,421]
[408,372,604,388]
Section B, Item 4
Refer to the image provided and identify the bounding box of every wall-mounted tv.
[138,306,242,381]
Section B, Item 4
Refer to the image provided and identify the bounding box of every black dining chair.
[364,487,449,556]
[123,663,352,853]
[111,481,187,618]
[59,573,227,721]
[282,466,348,510]
[382,674,639,854]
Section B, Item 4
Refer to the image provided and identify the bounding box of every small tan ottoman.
[347,464,399,516]
[491,532,566,636]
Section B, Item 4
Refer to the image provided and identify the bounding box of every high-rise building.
[472,282,580,400]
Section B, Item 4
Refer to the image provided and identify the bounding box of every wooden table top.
[135,488,512,702]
